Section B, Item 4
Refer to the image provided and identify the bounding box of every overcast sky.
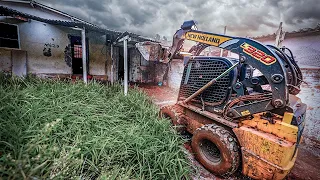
[38,0,320,39]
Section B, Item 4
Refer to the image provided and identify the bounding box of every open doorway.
[70,36,89,74]
[118,48,130,81]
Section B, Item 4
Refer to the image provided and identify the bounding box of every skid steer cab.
[139,20,306,179]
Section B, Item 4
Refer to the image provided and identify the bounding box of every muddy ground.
[136,83,320,180]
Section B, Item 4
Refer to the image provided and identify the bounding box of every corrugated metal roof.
[252,24,320,40]
[0,5,155,43]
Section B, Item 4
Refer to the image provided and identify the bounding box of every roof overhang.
[0,3,156,44]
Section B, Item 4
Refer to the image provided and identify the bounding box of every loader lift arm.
[165,20,302,116]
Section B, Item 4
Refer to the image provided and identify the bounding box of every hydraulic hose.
[266,45,298,86]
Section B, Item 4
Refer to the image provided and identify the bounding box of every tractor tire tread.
[194,124,240,176]
[160,104,185,132]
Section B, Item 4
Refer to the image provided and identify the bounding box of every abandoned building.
[0,0,168,83]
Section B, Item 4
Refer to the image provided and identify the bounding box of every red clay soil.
[136,84,320,180]
[287,147,320,180]
[134,83,178,106]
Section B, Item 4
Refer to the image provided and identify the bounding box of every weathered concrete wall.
[21,20,74,74]
[297,68,320,155]
[0,49,12,73]
[0,17,74,74]
[88,43,106,75]
[87,32,107,76]
[11,50,27,77]
[129,48,142,82]
[256,34,320,68]
[0,17,113,78]
[0,1,116,79]
[282,36,320,67]
[112,46,120,82]
[129,48,155,83]
[128,48,170,84]
[104,45,113,82]
[168,59,184,90]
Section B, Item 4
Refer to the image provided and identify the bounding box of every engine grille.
[178,57,234,106]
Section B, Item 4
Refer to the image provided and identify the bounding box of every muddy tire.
[191,124,240,177]
[159,105,186,133]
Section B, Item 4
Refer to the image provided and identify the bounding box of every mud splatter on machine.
[139,20,306,179]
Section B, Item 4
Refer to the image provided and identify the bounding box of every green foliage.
[0,75,190,179]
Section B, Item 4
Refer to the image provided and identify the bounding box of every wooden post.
[220,26,227,57]
[81,28,87,84]
[110,44,114,84]
[275,22,285,48]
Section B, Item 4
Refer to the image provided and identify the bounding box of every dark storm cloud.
[114,1,156,26]
[38,0,320,38]
[283,0,320,25]
[268,0,320,26]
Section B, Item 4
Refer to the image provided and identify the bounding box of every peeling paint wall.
[168,59,184,90]
[256,35,320,68]
[297,69,320,155]
[87,33,107,76]
[282,36,320,67]
[130,48,154,83]
[129,48,168,84]
[129,48,142,82]
[21,20,74,74]
[0,2,150,82]
[0,18,116,79]
[0,49,12,73]
[0,2,120,80]
[111,46,120,82]
[0,17,74,74]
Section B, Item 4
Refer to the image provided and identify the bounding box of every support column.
[81,28,87,84]
[110,44,114,84]
[118,35,131,96]
[123,38,128,95]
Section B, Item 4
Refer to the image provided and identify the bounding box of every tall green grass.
[0,75,190,179]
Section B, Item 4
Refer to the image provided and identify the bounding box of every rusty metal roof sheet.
[252,24,320,40]
[0,5,155,43]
